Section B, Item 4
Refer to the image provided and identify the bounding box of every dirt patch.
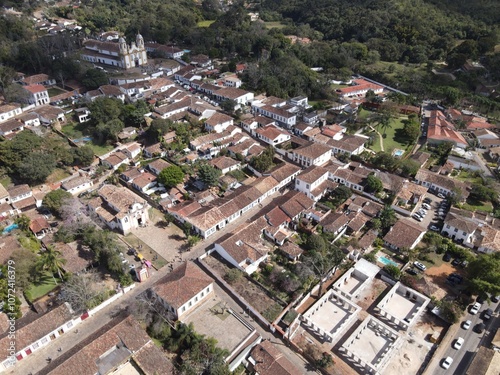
[423,261,465,299]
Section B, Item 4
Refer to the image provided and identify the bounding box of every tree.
[18,152,56,185]
[401,116,420,142]
[197,163,222,187]
[469,184,496,203]
[305,234,327,253]
[81,68,108,90]
[73,145,95,167]
[43,189,73,216]
[383,264,401,280]
[380,205,397,232]
[220,99,236,113]
[96,118,124,142]
[250,146,274,173]
[303,245,344,296]
[14,215,31,231]
[331,185,352,205]
[372,152,400,172]
[10,248,39,291]
[158,165,185,188]
[467,252,500,297]
[224,268,243,284]
[148,118,172,140]
[365,174,383,193]
[88,97,124,125]
[400,159,420,177]
[37,246,66,284]
[58,271,106,313]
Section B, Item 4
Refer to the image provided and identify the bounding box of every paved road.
[472,150,494,178]
[430,300,499,375]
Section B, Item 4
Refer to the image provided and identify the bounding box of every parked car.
[462,320,471,330]
[424,198,432,204]
[406,268,419,275]
[418,209,426,215]
[422,203,431,210]
[443,253,452,262]
[414,261,427,271]
[474,322,485,333]
[412,214,423,222]
[437,193,446,199]
[453,337,464,350]
[491,295,499,303]
[470,302,481,315]
[484,308,493,320]
[430,225,440,232]
[452,258,462,266]
[441,356,453,369]
[461,260,469,268]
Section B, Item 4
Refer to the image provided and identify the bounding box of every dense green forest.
[0,0,499,110]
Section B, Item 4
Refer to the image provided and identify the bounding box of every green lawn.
[26,272,60,302]
[453,170,483,185]
[264,21,286,29]
[461,200,493,213]
[62,122,85,139]
[47,87,66,97]
[0,175,11,188]
[197,20,215,27]
[46,168,72,184]
[370,116,410,154]
[357,108,374,121]
[88,143,114,156]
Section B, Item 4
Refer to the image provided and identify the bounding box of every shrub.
[224,268,243,284]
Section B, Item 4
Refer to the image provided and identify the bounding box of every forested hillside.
[260,0,498,63]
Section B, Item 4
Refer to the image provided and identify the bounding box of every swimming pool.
[73,136,92,143]
[393,149,404,157]
[3,223,18,234]
[378,255,398,267]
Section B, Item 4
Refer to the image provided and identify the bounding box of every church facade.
[81,34,148,70]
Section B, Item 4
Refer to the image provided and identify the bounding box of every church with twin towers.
[81,33,148,70]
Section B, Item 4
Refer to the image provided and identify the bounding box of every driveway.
[472,150,493,178]
[408,194,445,232]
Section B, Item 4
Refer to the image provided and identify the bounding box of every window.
[189,301,192,307]
[454,228,458,232]
[463,231,466,235]
[182,306,186,312]
[446,225,450,229]
[306,184,310,189]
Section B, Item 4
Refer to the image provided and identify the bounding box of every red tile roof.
[152,261,213,309]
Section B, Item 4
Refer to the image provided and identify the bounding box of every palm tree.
[38,246,66,284]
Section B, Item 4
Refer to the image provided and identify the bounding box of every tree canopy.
[197,163,222,188]
[158,165,185,188]
[365,174,383,193]
[43,189,73,216]
[467,252,500,297]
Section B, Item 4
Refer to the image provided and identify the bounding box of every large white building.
[81,34,148,70]
[87,184,149,234]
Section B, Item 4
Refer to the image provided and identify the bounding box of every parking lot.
[410,193,449,232]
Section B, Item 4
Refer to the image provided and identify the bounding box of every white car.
[422,203,431,210]
[414,261,427,271]
[470,302,481,315]
[412,214,423,222]
[453,337,464,350]
[462,320,471,330]
[442,356,453,369]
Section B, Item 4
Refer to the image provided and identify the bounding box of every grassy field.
[264,21,286,29]
[453,170,483,185]
[461,200,493,213]
[62,123,85,139]
[47,87,66,97]
[46,168,72,184]
[0,175,11,188]
[26,272,59,302]
[370,116,409,153]
[197,20,215,27]
[88,143,114,156]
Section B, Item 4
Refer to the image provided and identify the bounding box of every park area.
[367,115,412,154]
